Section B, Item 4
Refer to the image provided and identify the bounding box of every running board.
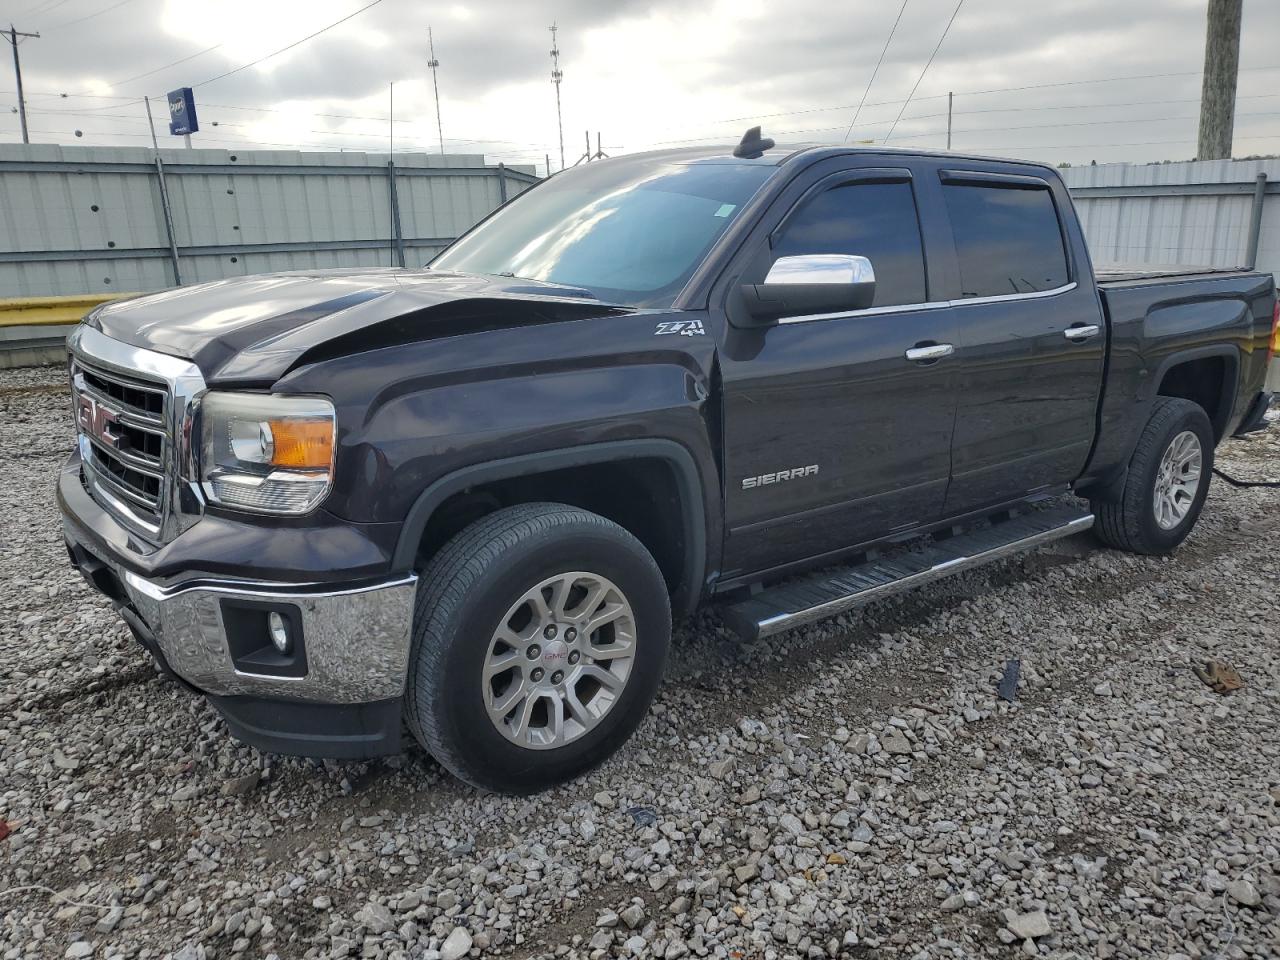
[721,504,1094,641]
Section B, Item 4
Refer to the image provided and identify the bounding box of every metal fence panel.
[1061,158,1280,282]
[0,144,536,298]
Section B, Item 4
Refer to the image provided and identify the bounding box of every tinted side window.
[772,181,927,307]
[942,183,1069,298]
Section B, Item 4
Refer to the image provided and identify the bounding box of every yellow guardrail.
[0,293,136,328]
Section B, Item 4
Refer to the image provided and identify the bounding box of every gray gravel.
[2,363,1278,960]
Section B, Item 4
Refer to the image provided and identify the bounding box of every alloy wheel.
[1152,429,1202,530]
[482,571,636,749]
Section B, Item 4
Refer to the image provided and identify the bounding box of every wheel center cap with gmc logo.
[542,639,569,665]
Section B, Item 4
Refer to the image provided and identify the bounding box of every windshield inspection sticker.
[714,203,737,218]
[655,319,706,337]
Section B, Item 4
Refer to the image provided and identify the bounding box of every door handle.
[1064,324,1100,342]
[904,343,954,362]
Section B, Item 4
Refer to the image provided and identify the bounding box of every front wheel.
[404,503,671,793]
[1092,397,1215,555]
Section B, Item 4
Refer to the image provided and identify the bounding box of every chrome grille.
[67,326,208,545]
[71,356,171,538]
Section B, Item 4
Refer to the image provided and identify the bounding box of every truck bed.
[1091,265,1275,466]
[1094,263,1256,285]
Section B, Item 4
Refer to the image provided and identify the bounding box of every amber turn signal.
[267,418,333,469]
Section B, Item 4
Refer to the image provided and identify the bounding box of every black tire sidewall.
[1129,403,1214,552]
[422,522,669,792]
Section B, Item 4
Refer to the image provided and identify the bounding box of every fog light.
[267,611,291,654]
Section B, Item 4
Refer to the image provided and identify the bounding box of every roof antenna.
[733,125,775,159]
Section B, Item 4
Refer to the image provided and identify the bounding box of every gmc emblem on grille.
[76,394,122,449]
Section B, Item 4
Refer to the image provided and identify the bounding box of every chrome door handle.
[1064,324,1100,341]
[905,343,955,362]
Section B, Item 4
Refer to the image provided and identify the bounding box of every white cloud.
[7,0,1279,170]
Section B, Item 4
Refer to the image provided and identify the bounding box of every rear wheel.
[404,503,670,793]
[1091,397,1214,555]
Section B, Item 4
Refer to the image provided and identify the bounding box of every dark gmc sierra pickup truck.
[58,131,1277,792]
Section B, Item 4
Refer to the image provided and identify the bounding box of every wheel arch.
[1149,344,1240,441]
[392,440,709,617]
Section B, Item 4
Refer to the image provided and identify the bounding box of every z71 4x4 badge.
[654,319,705,337]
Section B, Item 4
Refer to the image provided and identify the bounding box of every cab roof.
[592,142,1055,174]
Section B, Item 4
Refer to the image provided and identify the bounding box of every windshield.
[430,160,776,307]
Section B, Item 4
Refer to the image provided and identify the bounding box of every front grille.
[71,356,172,538]
[80,365,166,416]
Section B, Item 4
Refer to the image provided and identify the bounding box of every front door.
[935,170,1106,513]
[717,164,960,580]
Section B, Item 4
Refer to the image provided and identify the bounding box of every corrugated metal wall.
[1060,158,1280,282]
[0,144,537,298]
[5,148,1276,300]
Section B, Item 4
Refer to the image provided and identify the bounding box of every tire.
[1091,397,1215,555]
[404,502,671,793]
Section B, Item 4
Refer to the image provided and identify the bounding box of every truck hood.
[86,268,629,386]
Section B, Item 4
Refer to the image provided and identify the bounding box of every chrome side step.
[720,503,1094,641]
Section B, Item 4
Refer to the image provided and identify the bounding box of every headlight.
[199,392,335,515]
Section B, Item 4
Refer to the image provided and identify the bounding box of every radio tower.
[550,23,564,172]
[427,26,444,155]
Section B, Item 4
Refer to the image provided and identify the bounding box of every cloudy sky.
[3,0,1278,173]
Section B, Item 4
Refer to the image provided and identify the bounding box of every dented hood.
[86,268,627,385]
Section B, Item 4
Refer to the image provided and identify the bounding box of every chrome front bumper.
[64,522,418,704]
[118,568,418,703]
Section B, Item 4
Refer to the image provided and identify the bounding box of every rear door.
[934,168,1106,513]
[716,159,960,579]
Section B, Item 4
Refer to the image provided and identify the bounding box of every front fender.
[389,439,713,616]
[274,311,723,611]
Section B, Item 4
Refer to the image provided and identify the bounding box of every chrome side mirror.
[764,254,875,286]
[737,254,877,326]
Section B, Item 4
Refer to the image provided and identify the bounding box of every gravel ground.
[2,363,1278,960]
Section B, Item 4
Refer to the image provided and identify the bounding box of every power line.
[663,63,1280,135]
[37,123,1274,158]
[962,133,1280,153]
[47,0,136,30]
[110,42,224,88]
[950,91,1280,117]
[652,106,1280,150]
[29,62,1280,118]
[23,101,557,150]
[24,107,556,152]
[884,0,963,143]
[842,0,908,143]
[887,110,1280,143]
[24,0,76,17]
[191,0,386,89]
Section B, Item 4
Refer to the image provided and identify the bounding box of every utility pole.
[427,26,444,156]
[5,25,40,145]
[1196,0,1242,160]
[946,92,953,150]
[549,23,564,171]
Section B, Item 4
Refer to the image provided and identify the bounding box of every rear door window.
[942,183,1069,298]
